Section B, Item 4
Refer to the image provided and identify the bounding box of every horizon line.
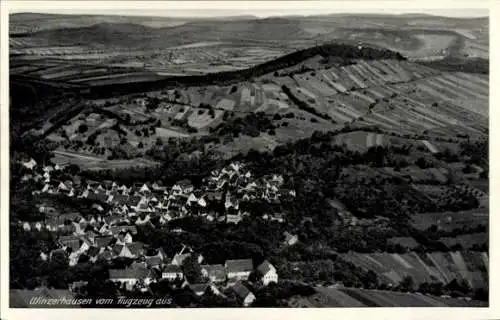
[10,10,489,19]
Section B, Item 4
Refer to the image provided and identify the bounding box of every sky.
[8,1,489,18]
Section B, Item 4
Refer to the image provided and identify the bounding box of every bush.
[77,124,88,134]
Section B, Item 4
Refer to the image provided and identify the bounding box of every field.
[440,233,488,249]
[288,286,487,307]
[51,150,159,171]
[411,209,489,232]
[341,251,488,290]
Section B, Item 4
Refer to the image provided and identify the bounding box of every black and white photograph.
[1,0,495,315]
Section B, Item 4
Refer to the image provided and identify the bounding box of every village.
[16,158,299,306]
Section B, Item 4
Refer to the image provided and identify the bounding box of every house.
[94,236,115,249]
[43,166,54,173]
[230,282,256,307]
[86,246,101,263]
[139,183,151,194]
[201,264,227,283]
[224,193,239,210]
[270,213,285,223]
[162,264,183,281]
[225,211,243,224]
[197,196,207,208]
[58,235,81,252]
[116,230,134,245]
[69,281,88,293]
[172,179,194,194]
[112,244,137,259]
[204,191,223,203]
[145,256,164,270]
[171,252,191,266]
[256,260,278,286]
[98,249,114,262]
[283,231,298,246]
[21,158,37,170]
[186,192,198,206]
[110,225,137,236]
[21,174,33,183]
[127,242,145,257]
[152,182,166,192]
[225,259,253,281]
[108,266,155,291]
[23,221,43,232]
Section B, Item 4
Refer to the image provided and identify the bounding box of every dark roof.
[99,250,114,261]
[87,192,108,203]
[163,264,182,273]
[87,246,100,257]
[59,237,81,252]
[111,194,129,204]
[226,259,253,273]
[176,179,193,187]
[256,260,275,275]
[110,225,137,235]
[127,242,145,256]
[95,236,114,248]
[146,256,163,268]
[112,244,124,255]
[201,264,227,281]
[109,267,152,280]
[231,282,252,300]
[205,192,223,201]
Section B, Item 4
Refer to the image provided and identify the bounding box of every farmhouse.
[225,259,253,282]
[230,282,256,307]
[283,231,299,246]
[256,260,278,286]
[201,264,227,283]
[162,264,184,281]
[172,179,194,194]
[21,158,37,170]
[145,256,164,270]
[108,266,155,291]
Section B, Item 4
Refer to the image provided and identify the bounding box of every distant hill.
[10,13,488,59]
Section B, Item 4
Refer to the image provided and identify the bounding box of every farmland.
[288,286,487,307]
[341,251,488,290]
[411,209,489,232]
[10,12,489,308]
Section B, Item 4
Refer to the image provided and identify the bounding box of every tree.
[77,124,88,134]
[399,275,415,292]
[138,142,144,149]
[181,254,204,284]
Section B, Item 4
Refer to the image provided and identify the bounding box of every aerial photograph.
[8,1,489,309]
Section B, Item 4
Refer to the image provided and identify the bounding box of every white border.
[1,1,498,319]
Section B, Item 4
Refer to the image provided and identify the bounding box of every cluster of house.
[20,159,296,229]
[17,158,297,306]
[51,236,277,306]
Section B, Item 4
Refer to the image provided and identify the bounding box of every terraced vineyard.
[341,251,488,290]
[288,287,488,307]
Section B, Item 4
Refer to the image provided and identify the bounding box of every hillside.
[10,13,488,60]
[9,12,489,308]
